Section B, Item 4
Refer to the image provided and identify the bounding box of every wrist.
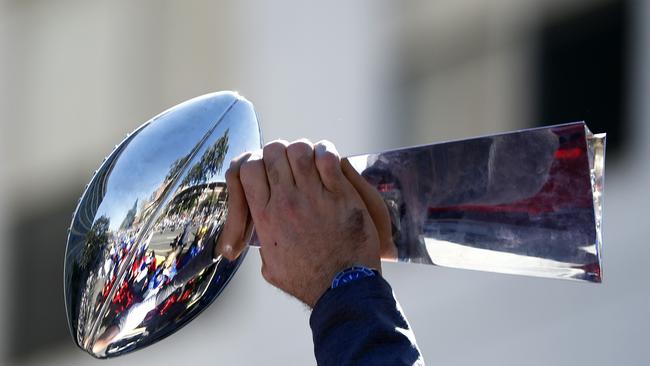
[305,265,377,308]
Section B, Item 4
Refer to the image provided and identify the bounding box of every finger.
[240,150,270,216]
[286,139,321,192]
[216,153,253,261]
[263,140,295,193]
[314,140,346,193]
[341,158,398,261]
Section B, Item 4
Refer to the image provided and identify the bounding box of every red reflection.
[427,124,593,217]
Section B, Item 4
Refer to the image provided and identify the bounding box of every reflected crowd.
[79,183,228,356]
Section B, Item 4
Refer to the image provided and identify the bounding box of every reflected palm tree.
[182,129,230,186]
[165,129,230,186]
[81,216,111,270]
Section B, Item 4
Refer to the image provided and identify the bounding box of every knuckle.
[315,151,340,176]
[293,138,313,146]
[263,140,288,156]
[287,142,314,173]
[229,152,247,167]
[316,149,338,164]
[315,139,332,146]
[239,159,261,176]
[227,152,252,174]
[239,167,261,190]
[286,140,312,158]
[314,140,340,161]
[238,162,253,181]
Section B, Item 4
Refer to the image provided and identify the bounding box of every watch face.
[331,266,376,289]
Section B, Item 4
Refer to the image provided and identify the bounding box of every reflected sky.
[94,94,239,231]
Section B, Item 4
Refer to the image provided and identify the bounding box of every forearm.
[310,275,424,366]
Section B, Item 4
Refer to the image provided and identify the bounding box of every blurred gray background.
[1,0,647,364]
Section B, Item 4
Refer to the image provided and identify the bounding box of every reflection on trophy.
[63,91,605,358]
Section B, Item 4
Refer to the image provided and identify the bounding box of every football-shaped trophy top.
[64,91,261,358]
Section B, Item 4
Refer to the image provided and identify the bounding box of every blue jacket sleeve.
[309,274,425,366]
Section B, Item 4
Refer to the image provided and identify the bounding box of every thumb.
[215,153,254,261]
[341,158,398,261]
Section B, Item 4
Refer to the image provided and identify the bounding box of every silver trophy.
[64,91,605,358]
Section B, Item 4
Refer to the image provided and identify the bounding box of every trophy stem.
[345,122,602,282]
[249,123,604,282]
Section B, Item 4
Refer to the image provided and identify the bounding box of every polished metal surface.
[65,91,605,358]
[345,122,605,282]
[64,92,262,358]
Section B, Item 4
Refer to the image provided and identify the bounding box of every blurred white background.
[1,0,648,365]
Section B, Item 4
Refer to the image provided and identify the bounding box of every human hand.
[229,139,383,307]
[214,138,398,306]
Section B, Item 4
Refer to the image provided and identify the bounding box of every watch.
[331,266,378,289]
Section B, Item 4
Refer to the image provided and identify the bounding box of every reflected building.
[119,200,138,231]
